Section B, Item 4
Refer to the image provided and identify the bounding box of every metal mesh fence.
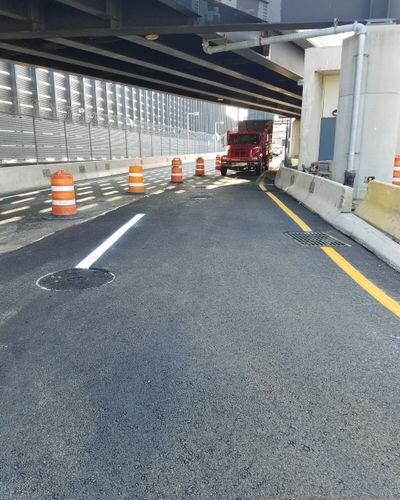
[0,60,238,166]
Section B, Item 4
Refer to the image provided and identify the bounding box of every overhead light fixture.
[145,34,159,41]
[217,98,224,102]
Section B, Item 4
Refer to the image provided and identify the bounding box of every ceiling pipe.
[203,22,367,189]
[202,22,364,55]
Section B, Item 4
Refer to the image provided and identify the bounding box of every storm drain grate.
[284,231,348,247]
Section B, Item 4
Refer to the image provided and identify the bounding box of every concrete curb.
[330,213,400,273]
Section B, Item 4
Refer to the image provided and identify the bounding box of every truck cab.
[221,120,273,176]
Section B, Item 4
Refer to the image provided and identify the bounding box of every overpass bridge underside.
[0,0,397,118]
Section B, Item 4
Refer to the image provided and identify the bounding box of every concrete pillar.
[332,25,400,199]
[299,47,341,170]
[288,118,301,161]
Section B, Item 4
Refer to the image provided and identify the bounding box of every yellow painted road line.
[321,247,400,318]
[259,178,400,318]
[266,191,312,232]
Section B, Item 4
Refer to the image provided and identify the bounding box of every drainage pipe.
[347,23,366,178]
[203,22,367,188]
[202,23,364,55]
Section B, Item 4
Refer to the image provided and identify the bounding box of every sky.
[225,106,248,121]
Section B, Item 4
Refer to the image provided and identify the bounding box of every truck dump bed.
[238,120,273,134]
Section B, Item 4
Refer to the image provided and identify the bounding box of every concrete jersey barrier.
[275,166,353,222]
[355,181,400,242]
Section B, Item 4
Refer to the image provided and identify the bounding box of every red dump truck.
[220,120,273,176]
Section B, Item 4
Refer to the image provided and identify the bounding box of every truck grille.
[231,149,249,158]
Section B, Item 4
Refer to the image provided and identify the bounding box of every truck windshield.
[228,133,259,145]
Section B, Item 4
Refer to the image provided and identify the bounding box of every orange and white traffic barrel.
[51,170,76,216]
[392,155,400,186]
[195,157,205,176]
[171,157,183,183]
[128,165,145,194]
[215,155,221,171]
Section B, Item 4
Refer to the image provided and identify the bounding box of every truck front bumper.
[222,161,260,170]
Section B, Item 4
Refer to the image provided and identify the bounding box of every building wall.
[298,46,342,169]
[322,75,340,117]
[332,25,400,198]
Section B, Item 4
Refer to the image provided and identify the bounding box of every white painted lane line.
[1,205,30,215]
[11,197,35,205]
[107,195,123,202]
[77,196,96,203]
[75,213,145,269]
[15,190,41,197]
[0,216,23,225]
[0,189,47,201]
[76,190,93,195]
[103,190,119,196]
[79,203,98,211]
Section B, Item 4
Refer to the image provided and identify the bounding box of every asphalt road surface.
[1,171,399,499]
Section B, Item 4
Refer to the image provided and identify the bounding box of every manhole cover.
[37,268,115,291]
[284,231,348,247]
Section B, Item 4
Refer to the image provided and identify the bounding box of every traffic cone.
[51,170,76,216]
[392,155,400,186]
[215,155,221,171]
[171,157,183,183]
[128,165,145,194]
[195,157,205,176]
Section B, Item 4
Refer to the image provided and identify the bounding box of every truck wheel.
[255,164,262,176]
[221,167,228,176]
